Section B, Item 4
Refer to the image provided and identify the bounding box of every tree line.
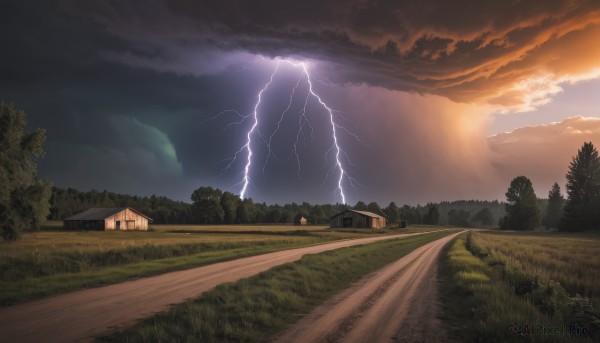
[45,186,504,228]
[500,142,600,231]
[48,188,196,224]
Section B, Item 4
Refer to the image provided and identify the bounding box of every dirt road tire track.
[0,231,448,342]
[273,231,463,343]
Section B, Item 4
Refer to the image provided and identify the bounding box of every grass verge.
[439,232,597,342]
[99,230,457,342]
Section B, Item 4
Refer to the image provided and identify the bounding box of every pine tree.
[561,142,600,231]
[542,182,564,229]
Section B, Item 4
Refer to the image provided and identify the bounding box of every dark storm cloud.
[0,1,281,200]
[62,0,600,109]
[2,0,600,204]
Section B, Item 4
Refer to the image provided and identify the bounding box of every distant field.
[153,224,329,232]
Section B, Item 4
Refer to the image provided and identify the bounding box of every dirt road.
[0,231,446,342]
[274,231,463,343]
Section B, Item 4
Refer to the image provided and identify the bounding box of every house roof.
[330,209,385,219]
[64,207,152,221]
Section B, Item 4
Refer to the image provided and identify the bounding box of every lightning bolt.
[239,62,280,200]
[296,62,347,204]
[263,72,303,174]
[222,58,355,204]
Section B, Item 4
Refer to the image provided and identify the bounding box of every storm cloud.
[64,0,600,110]
[1,1,599,204]
[489,116,600,195]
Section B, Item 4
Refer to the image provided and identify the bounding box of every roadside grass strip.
[99,230,457,342]
[439,232,597,342]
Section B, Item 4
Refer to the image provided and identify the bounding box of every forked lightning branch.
[220,59,357,204]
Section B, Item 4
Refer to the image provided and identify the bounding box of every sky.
[1,0,600,206]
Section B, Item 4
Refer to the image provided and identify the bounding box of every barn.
[330,209,387,229]
[64,207,152,231]
[294,214,308,225]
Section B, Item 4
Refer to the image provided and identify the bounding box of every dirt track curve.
[0,231,448,342]
[274,231,463,343]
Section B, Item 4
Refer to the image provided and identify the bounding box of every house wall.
[330,211,387,229]
[105,209,149,230]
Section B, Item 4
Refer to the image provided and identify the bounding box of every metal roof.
[64,207,152,221]
[330,209,384,219]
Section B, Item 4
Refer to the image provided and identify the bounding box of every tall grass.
[99,230,458,342]
[0,232,327,279]
[471,231,600,298]
[439,232,597,342]
[0,231,333,306]
[1,239,306,281]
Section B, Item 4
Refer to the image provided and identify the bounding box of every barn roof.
[64,207,152,221]
[330,209,385,219]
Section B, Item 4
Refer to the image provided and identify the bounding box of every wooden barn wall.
[372,217,386,228]
[105,209,149,231]
[63,220,104,230]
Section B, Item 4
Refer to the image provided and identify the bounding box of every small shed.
[330,209,387,229]
[294,214,308,225]
[64,207,152,231]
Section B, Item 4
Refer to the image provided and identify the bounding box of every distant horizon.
[50,184,518,208]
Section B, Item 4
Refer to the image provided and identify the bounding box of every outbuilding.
[330,209,387,229]
[63,207,152,231]
[294,214,308,225]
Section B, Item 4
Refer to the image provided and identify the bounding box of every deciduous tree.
[502,176,540,230]
[191,186,224,224]
[0,102,51,241]
[367,201,381,214]
[220,191,239,224]
[353,201,367,211]
[384,202,399,224]
[471,208,493,226]
[422,204,440,225]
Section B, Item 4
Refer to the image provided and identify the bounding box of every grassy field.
[99,230,458,342]
[0,223,426,306]
[439,231,599,342]
[471,231,600,298]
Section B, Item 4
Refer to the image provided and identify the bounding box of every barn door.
[116,221,121,230]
